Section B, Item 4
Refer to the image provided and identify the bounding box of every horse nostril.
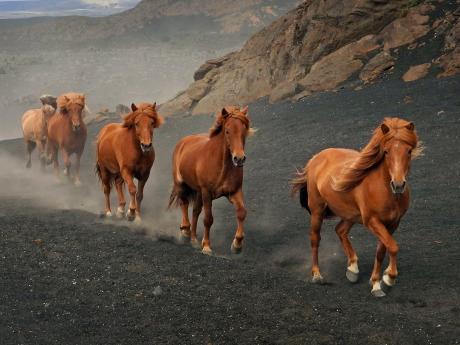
[241,155,246,163]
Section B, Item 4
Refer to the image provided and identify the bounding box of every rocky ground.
[0,72,459,344]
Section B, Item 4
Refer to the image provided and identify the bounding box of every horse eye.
[384,149,389,155]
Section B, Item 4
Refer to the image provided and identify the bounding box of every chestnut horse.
[168,106,253,255]
[96,102,163,223]
[47,93,87,185]
[292,118,422,297]
[21,103,56,169]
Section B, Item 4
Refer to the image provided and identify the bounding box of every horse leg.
[37,140,46,170]
[134,179,146,224]
[74,152,82,186]
[61,149,71,179]
[114,176,126,219]
[367,218,399,296]
[25,140,34,168]
[190,194,202,248]
[229,189,247,254]
[179,199,191,242]
[335,220,358,283]
[99,168,112,217]
[369,240,387,297]
[121,169,137,222]
[309,211,325,283]
[201,192,213,255]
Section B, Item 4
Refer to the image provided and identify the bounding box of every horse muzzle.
[390,180,406,195]
[140,143,153,153]
[232,155,246,167]
[72,124,81,132]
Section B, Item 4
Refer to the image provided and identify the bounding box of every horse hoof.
[126,210,135,221]
[191,239,201,249]
[134,216,142,225]
[346,269,359,283]
[311,274,325,284]
[371,289,386,298]
[202,247,213,256]
[106,211,113,218]
[179,231,191,243]
[382,274,396,287]
[74,180,82,187]
[116,210,125,219]
[26,162,31,169]
[231,242,243,254]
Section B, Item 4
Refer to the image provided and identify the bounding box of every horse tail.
[168,183,196,209]
[95,162,102,182]
[291,167,310,214]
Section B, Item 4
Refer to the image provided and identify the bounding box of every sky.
[0,0,142,18]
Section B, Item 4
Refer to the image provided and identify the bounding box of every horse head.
[380,118,421,195]
[210,106,253,167]
[123,102,164,154]
[57,93,85,132]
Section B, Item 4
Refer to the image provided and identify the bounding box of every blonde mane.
[122,102,164,129]
[57,92,85,113]
[332,117,423,192]
[209,106,252,137]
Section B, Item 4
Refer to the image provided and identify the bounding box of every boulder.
[359,51,395,83]
[299,35,379,92]
[269,81,299,103]
[115,104,130,116]
[187,79,211,101]
[402,63,431,82]
[379,9,431,50]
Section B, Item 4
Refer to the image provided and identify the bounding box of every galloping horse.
[21,103,56,169]
[96,102,163,222]
[292,117,422,297]
[169,106,253,255]
[47,92,87,185]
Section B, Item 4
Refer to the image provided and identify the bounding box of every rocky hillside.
[0,0,299,48]
[161,0,460,116]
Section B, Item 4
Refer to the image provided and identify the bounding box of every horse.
[21,103,56,169]
[96,102,163,223]
[168,106,254,255]
[291,117,422,297]
[46,92,87,185]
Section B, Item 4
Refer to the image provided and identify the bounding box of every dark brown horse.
[47,92,87,185]
[169,106,253,255]
[292,117,422,297]
[96,102,163,223]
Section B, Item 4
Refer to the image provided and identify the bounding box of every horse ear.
[131,103,138,112]
[381,123,390,134]
[221,107,230,118]
[241,105,248,115]
[405,122,415,131]
[152,102,157,110]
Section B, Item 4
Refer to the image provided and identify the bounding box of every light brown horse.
[21,103,56,169]
[168,106,253,255]
[292,117,422,297]
[96,102,163,223]
[47,92,87,185]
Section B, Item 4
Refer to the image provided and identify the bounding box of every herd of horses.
[20,92,422,297]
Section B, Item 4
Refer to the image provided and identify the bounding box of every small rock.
[402,63,431,82]
[153,286,162,296]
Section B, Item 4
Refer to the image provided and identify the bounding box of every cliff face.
[161,0,460,116]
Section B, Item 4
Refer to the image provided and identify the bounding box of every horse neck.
[372,159,392,191]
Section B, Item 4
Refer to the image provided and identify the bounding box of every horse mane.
[57,92,85,113]
[209,106,252,137]
[122,102,164,129]
[331,117,423,192]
